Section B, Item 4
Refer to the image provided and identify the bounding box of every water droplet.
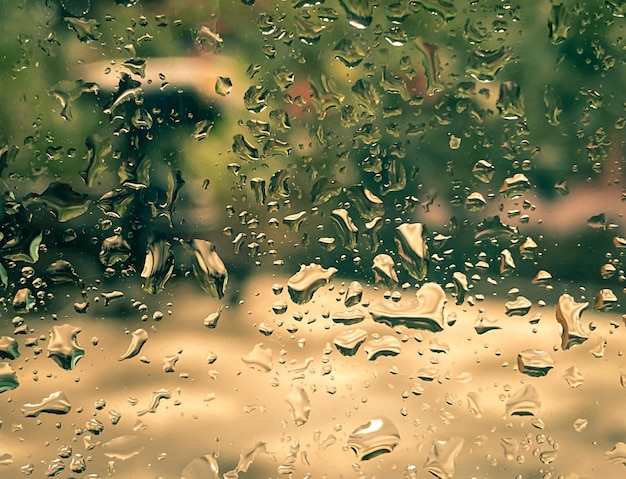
[215,76,233,97]
[13,288,35,313]
[195,25,223,53]
[505,296,532,317]
[204,306,224,328]
[308,75,345,119]
[223,441,266,478]
[556,294,589,350]
[347,416,400,460]
[334,328,368,356]
[363,335,402,360]
[573,418,588,432]
[25,182,90,222]
[242,343,273,372]
[563,365,584,388]
[517,349,554,377]
[424,436,464,479]
[22,391,72,417]
[185,240,228,300]
[285,387,311,426]
[0,336,19,360]
[331,208,358,249]
[334,38,367,67]
[141,238,174,294]
[595,288,617,311]
[283,211,308,232]
[47,324,84,370]
[369,283,447,331]
[232,134,260,161]
[372,254,399,285]
[547,3,571,45]
[500,173,531,199]
[118,329,149,361]
[467,47,512,82]
[345,281,363,307]
[244,85,269,113]
[605,442,626,465]
[0,362,19,393]
[472,159,495,183]
[497,81,525,120]
[287,263,338,304]
[396,223,429,280]
[181,453,220,479]
[504,385,541,417]
[137,388,171,416]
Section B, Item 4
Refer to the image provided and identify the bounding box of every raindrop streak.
[137,388,172,416]
[369,283,446,331]
[555,294,590,350]
[141,239,174,294]
[0,362,19,393]
[423,436,465,479]
[223,441,266,479]
[395,223,429,280]
[347,417,400,461]
[181,453,220,479]
[186,240,228,300]
[505,385,541,417]
[118,329,149,361]
[372,254,399,285]
[287,263,338,304]
[22,391,72,417]
[285,386,311,426]
[47,324,85,370]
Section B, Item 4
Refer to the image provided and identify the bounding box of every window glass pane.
[0,0,624,477]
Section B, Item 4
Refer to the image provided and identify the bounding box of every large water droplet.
[22,391,72,417]
[467,47,512,82]
[102,435,145,461]
[287,263,337,304]
[141,238,174,294]
[47,324,84,370]
[185,240,228,300]
[285,386,311,426]
[423,436,465,479]
[338,0,373,29]
[118,329,149,361]
[517,349,554,377]
[0,362,19,393]
[181,453,220,479]
[547,3,571,45]
[504,385,541,417]
[0,336,19,360]
[242,343,273,372]
[363,335,402,360]
[369,283,446,331]
[347,416,400,460]
[333,328,368,356]
[556,294,589,350]
[396,223,429,280]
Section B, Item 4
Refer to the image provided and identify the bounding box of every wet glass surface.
[0,0,624,477]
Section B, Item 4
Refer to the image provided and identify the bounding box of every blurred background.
[0,0,624,477]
